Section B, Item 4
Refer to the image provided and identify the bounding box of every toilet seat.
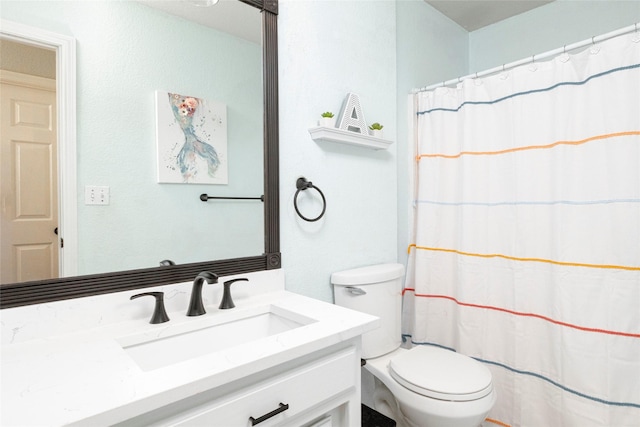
[389,346,493,402]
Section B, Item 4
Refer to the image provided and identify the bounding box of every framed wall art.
[156,91,228,184]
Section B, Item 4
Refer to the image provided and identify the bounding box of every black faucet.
[219,278,249,309]
[187,271,219,316]
[130,292,170,324]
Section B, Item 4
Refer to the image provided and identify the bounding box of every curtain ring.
[632,23,640,43]
[294,177,326,222]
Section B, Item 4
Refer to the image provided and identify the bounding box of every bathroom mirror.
[0,0,279,309]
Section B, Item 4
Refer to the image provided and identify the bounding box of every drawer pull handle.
[249,402,289,425]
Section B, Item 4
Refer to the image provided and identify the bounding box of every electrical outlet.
[85,186,110,205]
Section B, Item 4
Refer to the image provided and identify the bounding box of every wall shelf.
[308,126,393,150]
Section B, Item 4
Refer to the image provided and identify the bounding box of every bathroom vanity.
[1,269,378,426]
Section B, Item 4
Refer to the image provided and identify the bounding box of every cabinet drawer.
[172,347,357,426]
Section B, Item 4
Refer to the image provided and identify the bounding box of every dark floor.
[361,404,396,427]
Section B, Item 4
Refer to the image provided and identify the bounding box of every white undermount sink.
[118,305,316,371]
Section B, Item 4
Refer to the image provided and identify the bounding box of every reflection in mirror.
[0,40,58,283]
[0,0,264,285]
[0,0,281,309]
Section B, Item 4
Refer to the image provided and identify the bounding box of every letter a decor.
[337,93,368,134]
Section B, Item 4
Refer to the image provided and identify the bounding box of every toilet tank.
[332,264,405,359]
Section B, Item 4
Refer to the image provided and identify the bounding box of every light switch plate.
[85,186,110,205]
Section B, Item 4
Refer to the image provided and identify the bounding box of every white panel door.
[0,71,58,284]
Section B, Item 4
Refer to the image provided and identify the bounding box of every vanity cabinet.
[2,276,378,426]
[118,344,361,427]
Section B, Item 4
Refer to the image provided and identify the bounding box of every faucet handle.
[219,278,249,309]
[130,292,170,324]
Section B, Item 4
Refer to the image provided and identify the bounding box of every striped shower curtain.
[404,32,640,426]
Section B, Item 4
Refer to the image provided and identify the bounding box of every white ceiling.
[425,0,554,31]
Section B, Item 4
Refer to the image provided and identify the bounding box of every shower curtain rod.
[412,22,639,93]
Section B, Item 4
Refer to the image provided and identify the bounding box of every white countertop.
[0,270,378,426]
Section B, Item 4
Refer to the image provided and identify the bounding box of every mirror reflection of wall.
[0,1,264,281]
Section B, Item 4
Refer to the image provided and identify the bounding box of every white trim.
[1,20,78,277]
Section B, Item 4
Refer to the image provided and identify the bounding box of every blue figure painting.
[156,91,228,184]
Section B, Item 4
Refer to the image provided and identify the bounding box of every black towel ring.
[294,177,326,222]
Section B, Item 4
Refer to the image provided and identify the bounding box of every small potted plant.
[319,111,336,128]
[369,122,384,137]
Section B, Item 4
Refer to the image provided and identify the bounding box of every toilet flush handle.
[345,286,366,296]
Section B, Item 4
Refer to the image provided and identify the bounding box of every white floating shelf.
[308,126,393,150]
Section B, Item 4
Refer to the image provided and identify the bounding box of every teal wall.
[277,0,468,301]
[1,1,263,275]
[278,0,399,302]
[469,0,640,73]
[395,0,468,269]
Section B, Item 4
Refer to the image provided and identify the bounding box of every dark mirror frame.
[0,0,279,310]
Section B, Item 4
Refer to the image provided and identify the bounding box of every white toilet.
[332,263,496,427]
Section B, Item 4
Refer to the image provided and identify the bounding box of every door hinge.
[60,238,64,248]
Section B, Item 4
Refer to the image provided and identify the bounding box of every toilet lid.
[389,346,493,402]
